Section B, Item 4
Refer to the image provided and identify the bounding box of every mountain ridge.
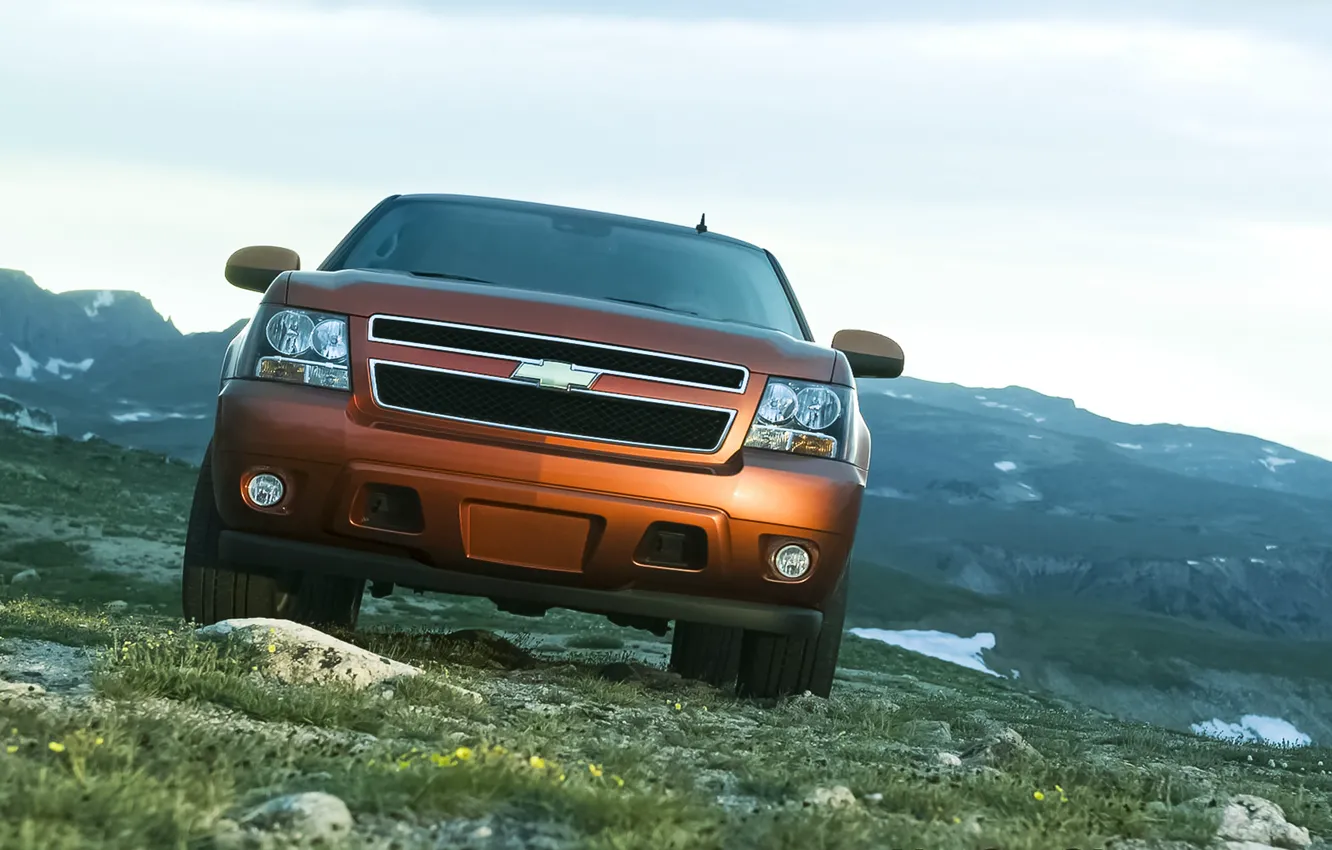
[3,270,1330,641]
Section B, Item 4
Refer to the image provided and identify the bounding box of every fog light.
[772,543,811,579]
[246,473,285,507]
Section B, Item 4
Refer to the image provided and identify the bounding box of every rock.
[804,785,859,810]
[936,751,963,767]
[959,727,1041,766]
[197,618,417,689]
[0,639,93,693]
[104,600,128,614]
[0,680,47,699]
[1215,795,1311,849]
[10,568,38,584]
[899,719,953,747]
[220,791,353,849]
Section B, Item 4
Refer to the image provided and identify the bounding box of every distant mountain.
[3,268,1330,639]
[848,385,1332,640]
[0,269,237,462]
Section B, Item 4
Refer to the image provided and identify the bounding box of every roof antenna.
[695,213,708,234]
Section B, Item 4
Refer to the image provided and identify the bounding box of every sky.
[2,0,1331,458]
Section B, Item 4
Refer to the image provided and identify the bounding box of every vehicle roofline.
[389,193,766,251]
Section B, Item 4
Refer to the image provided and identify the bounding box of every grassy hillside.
[1,424,1330,849]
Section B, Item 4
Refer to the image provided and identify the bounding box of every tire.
[181,445,364,628]
[734,569,848,700]
[668,621,742,687]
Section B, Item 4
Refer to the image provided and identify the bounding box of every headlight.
[744,377,853,460]
[241,305,351,391]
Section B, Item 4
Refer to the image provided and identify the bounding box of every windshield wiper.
[603,297,700,317]
[403,270,497,285]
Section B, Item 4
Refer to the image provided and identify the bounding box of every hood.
[277,269,839,384]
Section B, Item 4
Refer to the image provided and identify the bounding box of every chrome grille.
[370,360,735,452]
[369,315,748,392]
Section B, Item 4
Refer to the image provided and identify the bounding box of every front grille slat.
[371,316,747,392]
[372,362,733,452]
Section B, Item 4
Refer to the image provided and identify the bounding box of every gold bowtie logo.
[511,360,599,391]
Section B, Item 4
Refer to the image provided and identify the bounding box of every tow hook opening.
[635,522,708,570]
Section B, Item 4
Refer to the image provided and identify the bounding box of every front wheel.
[180,445,364,628]
[734,571,848,699]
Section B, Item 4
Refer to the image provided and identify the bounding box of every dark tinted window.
[332,198,805,338]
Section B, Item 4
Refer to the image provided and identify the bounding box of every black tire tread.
[669,621,743,687]
[735,571,848,699]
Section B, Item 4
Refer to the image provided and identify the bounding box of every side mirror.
[224,246,300,292]
[832,329,905,379]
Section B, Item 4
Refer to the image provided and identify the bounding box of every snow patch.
[1265,544,1278,551]
[84,290,116,317]
[43,356,95,379]
[0,394,58,436]
[11,346,38,381]
[1187,560,1201,566]
[865,486,913,500]
[79,432,97,442]
[1191,715,1311,747]
[112,409,209,424]
[1249,558,1266,565]
[994,461,1017,473]
[1115,442,1143,450]
[849,628,1004,677]
[1028,434,1043,440]
[1259,454,1296,472]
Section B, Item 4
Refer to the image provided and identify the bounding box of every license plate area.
[461,501,596,572]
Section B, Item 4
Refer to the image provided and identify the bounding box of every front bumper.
[212,379,866,636]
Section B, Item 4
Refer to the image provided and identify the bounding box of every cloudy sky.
[2,0,1331,458]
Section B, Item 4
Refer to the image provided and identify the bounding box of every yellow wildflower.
[455,747,474,761]
[529,756,547,769]
[5,745,17,754]
[612,775,625,787]
[94,737,104,746]
[588,763,603,777]
[48,742,66,753]
[267,644,276,653]
[1033,791,1045,801]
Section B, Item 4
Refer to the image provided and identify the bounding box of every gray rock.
[1215,795,1311,849]
[959,727,1041,766]
[104,600,128,614]
[10,568,38,584]
[195,618,480,702]
[0,679,48,699]
[219,791,354,849]
[804,785,859,809]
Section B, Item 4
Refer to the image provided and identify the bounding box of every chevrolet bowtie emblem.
[511,360,599,391]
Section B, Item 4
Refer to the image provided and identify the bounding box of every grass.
[2,422,1332,847]
[2,597,1331,849]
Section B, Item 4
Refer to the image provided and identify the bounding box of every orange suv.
[183,194,904,698]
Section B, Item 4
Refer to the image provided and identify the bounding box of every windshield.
[329,198,807,338]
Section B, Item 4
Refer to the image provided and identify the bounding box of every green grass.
[2,598,1330,849]
[2,422,1332,847]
